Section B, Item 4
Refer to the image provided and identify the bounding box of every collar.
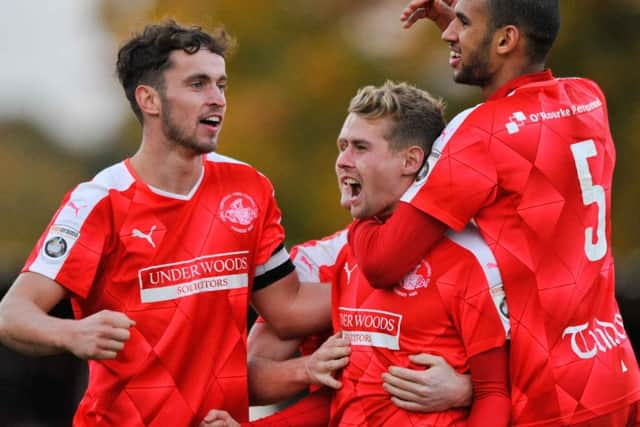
[488,69,554,101]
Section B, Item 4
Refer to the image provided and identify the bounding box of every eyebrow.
[456,11,470,23]
[338,137,371,146]
[184,73,228,83]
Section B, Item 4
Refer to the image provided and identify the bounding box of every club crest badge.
[219,193,259,233]
[42,224,79,261]
[394,260,431,297]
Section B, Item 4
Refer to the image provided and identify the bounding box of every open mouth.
[449,49,461,67]
[199,115,221,128]
[342,177,362,200]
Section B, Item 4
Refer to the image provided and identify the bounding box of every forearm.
[467,346,510,427]
[248,354,312,405]
[348,202,447,288]
[254,278,332,340]
[0,297,72,356]
[248,388,332,427]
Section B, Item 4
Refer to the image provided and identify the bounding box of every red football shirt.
[401,70,640,425]
[23,153,292,426]
[288,229,348,359]
[331,226,509,426]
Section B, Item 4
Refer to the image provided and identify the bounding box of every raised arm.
[400,0,457,31]
[348,202,447,288]
[0,272,134,359]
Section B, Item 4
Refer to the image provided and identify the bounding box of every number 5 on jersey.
[571,139,607,261]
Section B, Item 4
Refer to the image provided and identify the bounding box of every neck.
[129,126,204,196]
[481,61,545,99]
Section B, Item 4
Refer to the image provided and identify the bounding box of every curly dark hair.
[116,20,235,122]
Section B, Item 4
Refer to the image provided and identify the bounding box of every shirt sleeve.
[467,345,511,427]
[290,229,349,283]
[22,188,111,299]
[252,175,292,290]
[402,126,497,231]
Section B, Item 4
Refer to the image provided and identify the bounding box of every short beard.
[454,32,494,87]
[160,93,215,154]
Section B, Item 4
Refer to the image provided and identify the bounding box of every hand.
[200,409,240,427]
[400,0,457,30]
[305,332,351,389]
[382,353,472,412]
[66,310,135,360]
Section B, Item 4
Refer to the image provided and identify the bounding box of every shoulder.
[58,162,135,227]
[205,152,274,186]
[438,226,503,288]
[291,229,349,282]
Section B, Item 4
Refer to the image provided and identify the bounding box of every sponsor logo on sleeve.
[218,193,259,233]
[339,307,402,350]
[138,251,250,303]
[42,224,80,262]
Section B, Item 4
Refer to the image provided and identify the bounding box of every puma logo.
[298,255,314,272]
[132,225,157,248]
[344,262,358,283]
[67,201,87,216]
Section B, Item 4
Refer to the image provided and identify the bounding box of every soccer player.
[204,81,511,426]
[0,21,330,426]
[348,1,640,425]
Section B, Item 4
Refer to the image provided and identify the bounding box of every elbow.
[269,321,298,341]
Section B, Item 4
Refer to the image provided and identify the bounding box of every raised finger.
[404,8,428,28]
[401,0,431,20]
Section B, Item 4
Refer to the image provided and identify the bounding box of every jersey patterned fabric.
[289,230,348,360]
[401,70,640,425]
[23,153,292,427]
[332,226,509,426]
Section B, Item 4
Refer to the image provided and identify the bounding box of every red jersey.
[401,70,640,425]
[23,153,292,426]
[289,230,349,358]
[331,226,509,426]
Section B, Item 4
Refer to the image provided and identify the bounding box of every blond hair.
[348,80,445,152]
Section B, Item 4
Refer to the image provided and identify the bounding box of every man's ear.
[135,85,161,117]
[402,146,425,175]
[495,25,520,56]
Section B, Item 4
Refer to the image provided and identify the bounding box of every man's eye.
[191,81,204,89]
